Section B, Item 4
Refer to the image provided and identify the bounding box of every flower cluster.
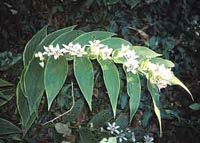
[88,40,113,60]
[62,43,87,57]
[43,44,63,60]
[106,122,133,142]
[118,44,140,74]
[145,62,174,89]
[106,122,154,143]
[34,40,173,90]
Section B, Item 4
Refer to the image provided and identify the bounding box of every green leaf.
[126,72,141,122]
[142,111,153,127]
[23,25,48,66]
[44,30,84,110]
[0,79,13,87]
[24,58,44,114]
[131,46,161,59]
[45,57,68,110]
[72,31,116,45]
[88,109,113,127]
[101,37,132,50]
[16,83,36,135]
[74,57,94,110]
[169,76,193,100]
[23,27,78,113]
[0,88,14,107]
[125,0,139,8]
[19,69,26,95]
[79,128,97,143]
[0,118,21,135]
[16,83,30,126]
[72,31,115,110]
[23,113,36,136]
[147,80,162,137]
[35,25,76,52]
[150,57,175,68]
[115,113,129,129]
[189,103,200,111]
[98,58,120,118]
[51,30,85,60]
[51,30,84,46]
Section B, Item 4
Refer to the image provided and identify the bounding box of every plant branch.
[42,82,75,126]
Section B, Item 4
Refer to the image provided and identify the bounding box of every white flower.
[131,132,136,142]
[72,43,87,57]
[107,122,120,134]
[144,135,154,143]
[35,52,44,61]
[89,40,104,49]
[89,40,105,56]
[39,61,44,68]
[43,44,63,60]
[62,43,87,57]
[117,130,128,142]
[119,44,139,60]
[100,46,113,60]
[147,63,174,89]
[61,43,74,54]
[124,59,139,74]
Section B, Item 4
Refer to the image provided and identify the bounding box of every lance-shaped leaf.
[126,72,141,122]
[35,25,76,52]
[45,56,68,110]
[52,30,84,46]
[0,88,14,107]
[150,57,175,68]
[0,118,21,135]
[74,57,94,110]
[147,80,162,137]
[16,83,36,135]
[44,30,84,110]
[98,58,120,118]
[23,25,48,66]
[23,27,71,95]
[131,46,161,59]
[23,27,78,113]
[0,79,13,87]
[72,31,115,110]
[101,38,132,50]
[24,58,44,114]
[169,76,193,100]
[16,83,31,127]
[88,109,114,127]
[72,31,116,45]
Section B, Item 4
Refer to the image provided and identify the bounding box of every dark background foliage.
[0,0,200,142]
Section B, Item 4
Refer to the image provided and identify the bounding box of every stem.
[42,82,75,125]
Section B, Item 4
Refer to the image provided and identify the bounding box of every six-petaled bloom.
[107,122,120,134]
[144,135,154,143]
[117,130,128,142]
[100,45,113,60]
[89,40,105,56]
[43,44,63,60]
[124,59,140,74]
[146,62,174,89]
